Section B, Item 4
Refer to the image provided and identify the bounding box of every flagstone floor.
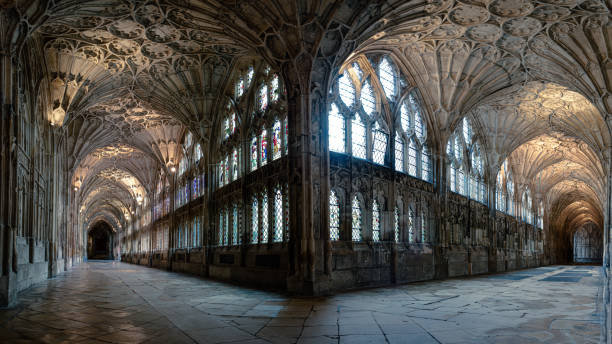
[0,261,603,343]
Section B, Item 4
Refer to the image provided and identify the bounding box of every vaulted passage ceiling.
[8,0,610,241]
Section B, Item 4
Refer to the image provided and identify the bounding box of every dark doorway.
[87,222,113,260]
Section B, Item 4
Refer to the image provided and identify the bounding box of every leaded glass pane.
[223,209,229,245]
[246,66,254,86]
[421,210,427,243]
[231,149,238,181]
[373,127,387,165]
[458,168,465,196]
[408,206,415,243]
[414,110,425,142]
[274,188,283,242]
[262,192,268,243]
[329,191,340,241]
[462,117,472,145]
[379,57,395,99]
[235,78,245,98]
[401,101,411,133]
[329,103,346,153]
[422,147,431,182]
[352,118,366,159]
[339,71,355,107]
[232,205,239,245]
[372,200,380,242]
[272,120,282,160]
[454,136,462,162]
[394,207,400,243]
[352,62,362,80]
[270,74,279,102]
[450,165,456,192]
[259,84,268,111]
[395,135,404,172]
[250,137,258,171]
[408,140,418,176]
[352,196,362,241]
[251,197,258,244]
[224,117,230,140]
[260,129,268,166]
[360,80,376,116]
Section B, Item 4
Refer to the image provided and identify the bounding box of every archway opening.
[87,222,113,260]
[573,223,603,264]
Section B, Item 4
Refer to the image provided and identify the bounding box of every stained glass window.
[352,117,366,159]
[414,109,425,142]
[361,80,375,116]
[270,74,279,102]
[246,66,254,86]
[329,190,340,241]
[329,103,345,153]
[272,120,282,160]
[260,129,268,166]
[259,84,268,111]
[394,206,400,243]
[339,71,355,107]
[408,206,415,243]
[250,137,258,171]
[194,144,202,163]
[232,149,238,181]
[395,136,404,172]
[251,196,258,244]
[273,187,283,242]
[352,196,362,241]
[224,156,230,185]
[373,125,387,165]
[372,200,380,242]
[408,140,418,176]
[378,57,395,99]
[261,192,268,243]
[235,77,245,98]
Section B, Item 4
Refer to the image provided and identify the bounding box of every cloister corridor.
[0,262,602,344]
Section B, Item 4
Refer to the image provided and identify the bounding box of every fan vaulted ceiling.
[16,0,610,236]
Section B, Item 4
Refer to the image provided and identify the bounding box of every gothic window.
[372,200,381,242]
[272,120,282,160]
[262,191,269,243]
[352,195,362,242]
[329,190,340,241]
[408,205,415,243]
[338,71,355,107]
[329,103,346,153]
[397,91,430,182]
[273,187,283,242]
[219,209,226,246]
[251,196,258,244]
[447,117,485,199]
